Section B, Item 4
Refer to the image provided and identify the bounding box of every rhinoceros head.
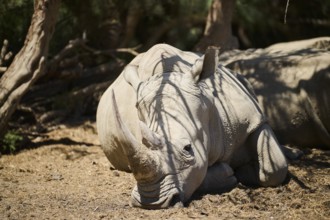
[112,65,209,209]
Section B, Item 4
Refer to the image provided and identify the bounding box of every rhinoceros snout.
[130,185,183,209]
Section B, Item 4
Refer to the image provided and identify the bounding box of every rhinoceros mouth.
[130,175,183,209]
[130,189,181,209]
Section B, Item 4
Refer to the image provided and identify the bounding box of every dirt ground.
[0,120,329,220]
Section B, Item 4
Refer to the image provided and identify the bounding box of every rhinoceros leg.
[236,124,288,187]
[197,163,237,193]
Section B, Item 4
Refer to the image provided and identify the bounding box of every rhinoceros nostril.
[170,194,184,208]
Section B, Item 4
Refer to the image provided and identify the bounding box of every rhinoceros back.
[136,44,201,80]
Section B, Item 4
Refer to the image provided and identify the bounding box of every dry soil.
[0,121,329,219]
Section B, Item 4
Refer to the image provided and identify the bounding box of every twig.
[0,39,13,68]
[114,47,140,56]
[0,39,8,66]
[284,0,290,24]
[0,67,7,73]
[80,43,140,56]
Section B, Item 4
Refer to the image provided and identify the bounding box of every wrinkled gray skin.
[220,37,330,148]
[97,44,287,209]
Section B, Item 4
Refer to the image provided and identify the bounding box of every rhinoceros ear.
[123,65,142,92]
[190,58,204,82]
[195,46,221,81]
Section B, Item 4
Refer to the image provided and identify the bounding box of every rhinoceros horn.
[123,65,164,148]
[111,90,159,181]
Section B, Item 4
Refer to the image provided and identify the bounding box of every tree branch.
[144,15,205,49]
[0,0,61,138]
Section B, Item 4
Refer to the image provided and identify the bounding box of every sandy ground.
[0,121,329,219]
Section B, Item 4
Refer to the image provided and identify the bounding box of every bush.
[1,130,23,154]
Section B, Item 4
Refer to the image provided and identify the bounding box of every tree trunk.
[120,1,143,48]
[194,0,238,53]
[0,0,61,138]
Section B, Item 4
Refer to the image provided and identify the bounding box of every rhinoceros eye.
[181,144,195,164]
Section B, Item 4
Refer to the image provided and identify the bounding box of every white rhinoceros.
[96,44,287,209]
[219,37,330,148]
